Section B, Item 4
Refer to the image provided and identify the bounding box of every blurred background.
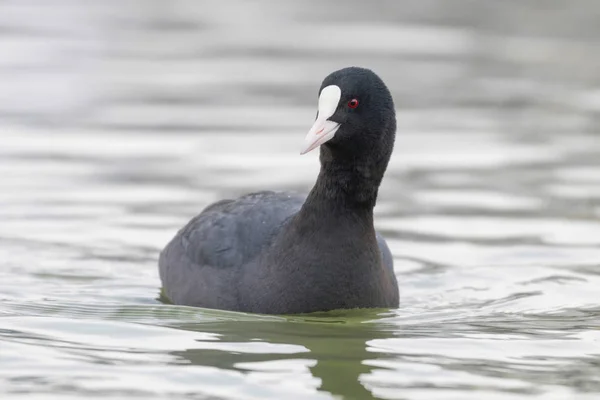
[1,1,600,399]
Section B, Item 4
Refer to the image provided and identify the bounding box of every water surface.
[1,1,600,399]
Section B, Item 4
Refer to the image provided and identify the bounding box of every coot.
[159,67,399,314]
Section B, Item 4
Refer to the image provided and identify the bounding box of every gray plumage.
[160,191,398,313]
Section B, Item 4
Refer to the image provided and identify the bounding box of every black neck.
[298,146,385,222]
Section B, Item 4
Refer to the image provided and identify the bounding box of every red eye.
[348,99,359,109]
